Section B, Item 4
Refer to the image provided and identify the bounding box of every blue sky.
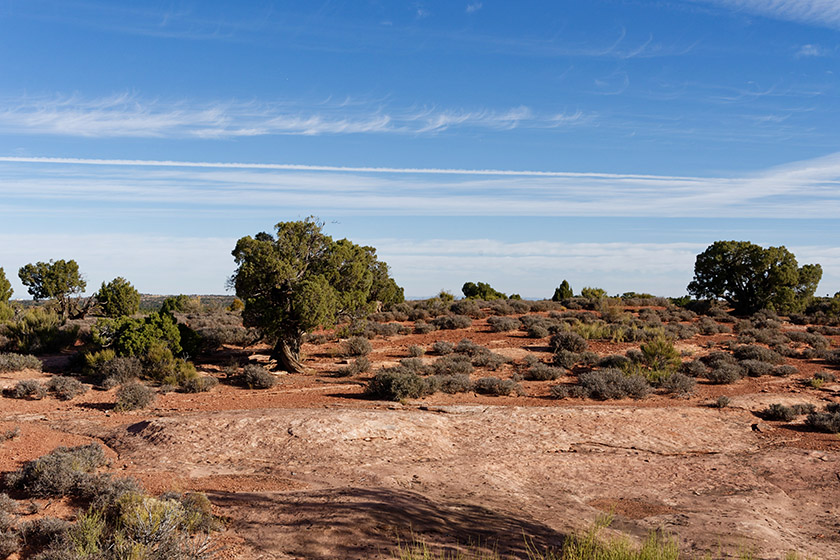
[1,0,839,299]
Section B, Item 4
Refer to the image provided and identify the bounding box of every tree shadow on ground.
[210,486,566,559]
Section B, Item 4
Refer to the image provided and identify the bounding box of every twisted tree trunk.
[272,335,306,373]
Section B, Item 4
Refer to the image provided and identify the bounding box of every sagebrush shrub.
[241,364,276,389]
[576,369,650,400]
[771,364,798,377]
[0,352,42,372]
[46,376,87,401]
[10,380,46,400]
[432,340,455,355]
[487,316,520,332]
[733,344,783,364]
[739,359,774,377]
[432,355,474,376]
[549,332,588,353]
[525,363,566,381]
[5,443,106,497]
[527,324,550,338]
[407,345,425,357]
[413,320,436,334]
[473,377,522,396]
[432,374,472,394]
[114,382,155,412]
[180,376,218,393]
[762,403,796,421]
[660,372,696,395]
[342,336,372,357]
[336,356,371,377]
[430,315,472,330]
[805,405,840,433]
[366,368,431,400]
[680,359,708,377]
[705,363,743,384]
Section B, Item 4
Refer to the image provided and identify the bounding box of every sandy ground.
[1,315,839,559]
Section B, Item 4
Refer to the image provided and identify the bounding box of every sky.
[1,0,839,299]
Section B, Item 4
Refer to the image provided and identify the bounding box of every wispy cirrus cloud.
[2,151,840,218]
[0,94,589,138]
[697,0,840,29]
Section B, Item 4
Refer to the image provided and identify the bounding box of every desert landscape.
[2,282,839,559]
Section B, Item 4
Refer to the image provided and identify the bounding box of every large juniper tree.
[230,217,403,372]
[687,241,821,314]
[18,259,89,319]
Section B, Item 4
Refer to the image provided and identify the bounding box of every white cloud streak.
[0,94,588,138]
[699,0,840,29]
[2,152,840,218]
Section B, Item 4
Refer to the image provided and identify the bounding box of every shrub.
[487,316,520,332]
[714,395,731,408]
[473,377,522,396]
[241,364,276,389]
[0,352,42,372]
[20,517,72,549]
[413,320,436,334]
[733,344,784,364]
[814,371,836,383]
[114,382,155,412]
[432,340,455,355]
[46,377,87,401]
[407,345,425,357]
[5,442,106,497]
[660,372,696,396]
[680,359,708,377]
[549,332,588,353]
[805,406,840,433]
[431,315,472,330]
[431,355,474,376]
[771,364,798,377]
[96,356,143,387]
[527,324,549,338]
[639,337,681,371]
[433,374,472,394]
[705,363,743,384]
[10,379,47,400]
[739,359,775,377]
[598,354,631,370]
[525,363,566,381]
[700,351,737,369]
[336,356,372,377]
[197,325,253,349]
[575,369,650,400]
[553,350,581,369]
[366,368,431,401]
[763,403,797,421]
[469,350,509,371]
[96,277,140,318]
[180,376,218,393]
[92,311,181,357]
[342,336,372,357]
[451,299,483,318]
[4,308,78,354]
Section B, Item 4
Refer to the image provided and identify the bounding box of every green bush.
[0,352,42,372]
[3,308,78,354]
[92,311,181,357]
[462,281,506,300]
[96,277,140,318]
[114,382,155,412]
[241,364,276,389]
[640,337,681,371]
